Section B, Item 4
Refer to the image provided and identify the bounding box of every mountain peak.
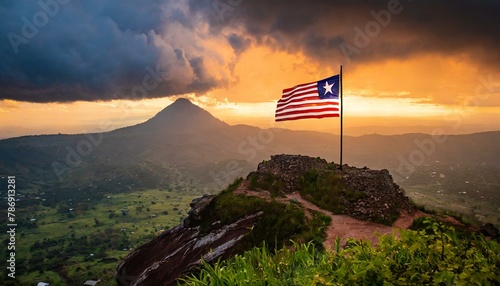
[165,97,196,110]
[172,97,192,105]
[140,98,228,133]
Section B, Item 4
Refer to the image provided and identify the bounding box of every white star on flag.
[323,81,334,95]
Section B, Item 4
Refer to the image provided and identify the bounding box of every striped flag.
[275,75,340,122]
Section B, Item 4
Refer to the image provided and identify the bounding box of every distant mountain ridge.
[0,98,499,191]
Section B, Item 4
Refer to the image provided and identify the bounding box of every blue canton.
[317,75,339,100]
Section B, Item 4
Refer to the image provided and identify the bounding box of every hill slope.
[116,155,419,285]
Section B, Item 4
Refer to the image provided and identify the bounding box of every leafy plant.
[181,218,500,285]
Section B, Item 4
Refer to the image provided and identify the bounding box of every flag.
[275,75,340,122]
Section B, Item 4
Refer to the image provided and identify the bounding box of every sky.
[1,0,499,138]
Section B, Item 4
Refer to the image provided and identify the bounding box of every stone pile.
[252,154,417,223]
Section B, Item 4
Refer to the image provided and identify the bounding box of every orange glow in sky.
[1,47,499,139]
[1,1,499,139]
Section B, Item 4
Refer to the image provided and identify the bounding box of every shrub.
[298,169,348,214]
[198,178,329,251]
[247,172,285,197]
[182,219,500,285]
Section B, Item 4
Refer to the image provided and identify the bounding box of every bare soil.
[235,182,430,249]
[286,192,423,249]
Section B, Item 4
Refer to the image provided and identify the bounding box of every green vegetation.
[182,218,500,285]
[197,178,331,251]
[401,164,500,228]
[0,187,202,285]
[247,172,285,198]
[299,169,365,215]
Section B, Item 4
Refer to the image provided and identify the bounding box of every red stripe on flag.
[275,111,340,122]
[276,107,340,117]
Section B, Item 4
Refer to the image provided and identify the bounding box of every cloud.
[227,33,251,54]
[189,0,500,68]
[1,0,498,103]
[0,0,223,102]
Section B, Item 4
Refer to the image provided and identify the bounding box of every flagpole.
[340,65,343,171]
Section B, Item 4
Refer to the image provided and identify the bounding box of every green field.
[405,184,500,226]
[1,186,205,285]
[400,164,500,227]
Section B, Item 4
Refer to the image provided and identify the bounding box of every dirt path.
[235,183,426,250]
[286,192,401,249]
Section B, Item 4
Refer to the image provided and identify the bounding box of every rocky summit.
[117,154,418,285]
[254,154,417,223]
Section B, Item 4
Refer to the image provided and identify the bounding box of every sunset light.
[1,1,499,284]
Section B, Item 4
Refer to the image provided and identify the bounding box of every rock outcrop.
[255,155,330,192]
[339,165,416,223]
[116,194,263,286]
[252,154,416,223]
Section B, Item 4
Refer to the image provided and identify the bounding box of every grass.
[248,169,362,216]
[181,218,500,285]
[298,169,366,216]
[247,172,285,197]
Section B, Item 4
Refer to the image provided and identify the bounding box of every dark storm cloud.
[190,0,500,68]
[0,0,218,103]
[2,0,498,103]
[188,57,217,91]
[227,33,251,54]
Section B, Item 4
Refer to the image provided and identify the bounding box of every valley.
[1,176,205,285]
[400,163,500,226]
